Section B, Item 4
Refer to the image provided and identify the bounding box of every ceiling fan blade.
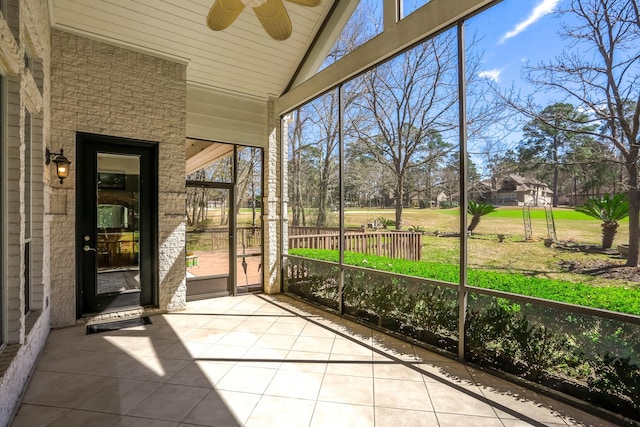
[285,0,322,6]
[207,0,246,31]
[254,0,292,41]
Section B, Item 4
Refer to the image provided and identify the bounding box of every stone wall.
[0,0,52,424]
[49,30,187,327]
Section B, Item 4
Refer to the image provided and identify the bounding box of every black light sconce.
[45,148,71,184]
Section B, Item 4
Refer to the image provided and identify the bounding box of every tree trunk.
[317,179,328,227]
[468,216,481,233]
[601,223,618,250]
[552,164,559,207]
[395,178,404,230]
[627,185,640,266]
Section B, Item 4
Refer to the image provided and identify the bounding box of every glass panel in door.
[96,153,141,294]
[235,147,262,293]
[185,185,232,297]
[78,134,157,316]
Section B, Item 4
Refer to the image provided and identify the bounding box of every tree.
[467,201,497,233]
[517,103,596,207]
[575,194,629,249]
[511,0,640,265]
[347,29,460,229]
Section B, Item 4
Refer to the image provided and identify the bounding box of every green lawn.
[289,248,640,315]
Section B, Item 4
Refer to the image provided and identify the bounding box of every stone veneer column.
[49,31,187,326]
[262,98,283,294]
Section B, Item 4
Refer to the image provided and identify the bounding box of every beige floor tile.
[21,370,70,401]
[412,345,457,363]
[266,321,306,336]
[500,420,566,427]
[373,361,425,381]
[291,335,335,353]
[10,404,69,427]
[310,401,374,427]
[198,343,249,360]
[374,377,434,411]
[160,313,217,329]
[426,382,498,418]
[215,331,261,347]
[264,369,324,400]
[538,394,622,427]
[234,318,278,333]
[159,341,212,360]
[271,314,310,326]
[374,406,439,427]
[299,323,338,338]
[11,295,617,427]
[77,378,162,414]
[286,350,332,362]
[325,354,373,377]
[331,338,374,358]
[214,365,277,394]
[46,409,122,427]
[182,389,260,426]
[114,416,179,426]
[194,360,237,383]
[436,413,504,427]
[124,356,191,382]
[244,395,316,427]
[201,316,247,330]
[127,383,209,422]
[252,333,298,350]
[418,362,476,385]
[318,374,374,406]
[24,373,114,408]
[239,346,287,369]
[180,328,227,344]
[370,334,416,357]
[278,359,328,374]
[168,361,221,388]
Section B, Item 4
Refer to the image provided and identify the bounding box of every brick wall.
[49,30,187,327]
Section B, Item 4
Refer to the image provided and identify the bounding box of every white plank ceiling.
[48,0,335,100]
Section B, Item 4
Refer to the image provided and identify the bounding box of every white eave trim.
[276,0,496,116]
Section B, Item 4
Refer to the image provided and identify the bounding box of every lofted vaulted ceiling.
[48,0,336,100]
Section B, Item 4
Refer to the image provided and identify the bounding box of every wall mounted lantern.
[45,148,71,184]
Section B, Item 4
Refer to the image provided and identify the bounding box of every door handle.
[83,245,97,252]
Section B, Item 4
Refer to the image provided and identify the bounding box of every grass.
[289,248,640,315]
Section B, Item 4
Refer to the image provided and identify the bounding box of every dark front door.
[77,133,158,316]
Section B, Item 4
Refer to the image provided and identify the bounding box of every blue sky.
[468,0,566,100]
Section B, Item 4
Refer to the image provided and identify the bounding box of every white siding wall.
[187,85,267,147]
[0,0,52,424]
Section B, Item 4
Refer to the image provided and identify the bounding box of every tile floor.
[11,294,620,427]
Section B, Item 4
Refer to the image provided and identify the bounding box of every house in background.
[471,174,554,206]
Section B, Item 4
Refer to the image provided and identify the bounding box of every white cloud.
[478,69,502,83]
[500,0,561,43]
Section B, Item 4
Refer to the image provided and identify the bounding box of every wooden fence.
[288,230,422,261]
[288,226,363,236]
[189,226,422,261]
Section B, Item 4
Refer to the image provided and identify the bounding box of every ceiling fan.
[207,0,321,41]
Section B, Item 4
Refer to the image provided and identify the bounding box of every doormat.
[86,316,152,335]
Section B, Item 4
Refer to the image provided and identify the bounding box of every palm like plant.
[575,194,629,249]
[467,201,497,233]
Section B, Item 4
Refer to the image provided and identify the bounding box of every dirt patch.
[559,259,640,282]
